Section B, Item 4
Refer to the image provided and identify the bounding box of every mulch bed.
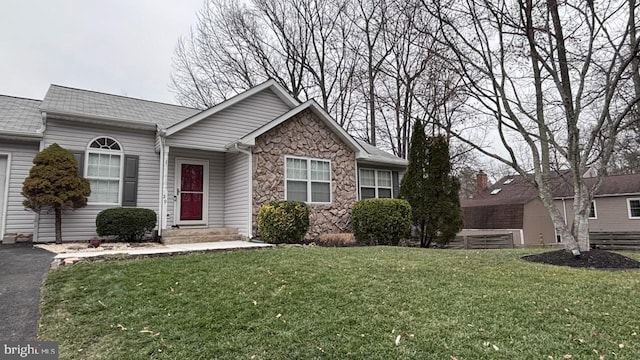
[522,249,640,270]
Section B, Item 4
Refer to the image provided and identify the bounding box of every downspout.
[562,198,568,224]
[234,142,253,239]
[158,129,169,236]
[33,112,48,243]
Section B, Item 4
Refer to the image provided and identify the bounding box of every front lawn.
[40,247,640,359]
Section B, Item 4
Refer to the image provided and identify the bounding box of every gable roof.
[232,99,364,153]
[0,95,43,139]
[40,85,199,129]
[166,79,299,135]
[231,100,407,166]
[462,172,640,208]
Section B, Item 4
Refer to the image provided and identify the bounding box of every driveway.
[0,243,54,340]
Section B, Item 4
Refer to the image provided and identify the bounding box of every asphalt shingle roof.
[0,95,42,134]
[40,85,200,128]
[356,139,407,166]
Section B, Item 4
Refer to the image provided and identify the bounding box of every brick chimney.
[476,170,489,194]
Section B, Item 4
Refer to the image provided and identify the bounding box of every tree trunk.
[54,206,63,244]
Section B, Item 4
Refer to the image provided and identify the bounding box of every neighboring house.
[0,80,407,243]
[461,171,640,246]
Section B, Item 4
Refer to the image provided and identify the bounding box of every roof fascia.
[230,100,366,156]
[0,130,42,142]
[44,111,157,131]
[166,79,299,136]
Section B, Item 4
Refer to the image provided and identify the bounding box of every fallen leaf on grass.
[395,335,401,346]
[492,344,499,351]
[563,355,572,359]
[98,300,107,308]
[276,313,281,318]
[483,341,490,347]
[117,324,127,331]
[450,356,458,360]
[619,343,624,349]
[252,300,257,305]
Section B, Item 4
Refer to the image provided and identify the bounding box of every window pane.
[378,188,392,198]
[311,160,330,181]
[286,158,307,180]
[311,182,330,203]
[109,155,120,178]
[589,201,596,218]
[378,171,392,187]
[90,179,119,203]
[630,200,640,217]
[360,169,375,186]
[287,180,307,201]
[361,187,376,199]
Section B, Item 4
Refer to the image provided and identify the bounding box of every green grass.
[40,247,640,359]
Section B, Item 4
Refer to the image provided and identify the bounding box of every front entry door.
[176,159,209,225]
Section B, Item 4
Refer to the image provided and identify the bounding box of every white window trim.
[628,198,640,219]
[359,168,393,199]
[0,152,11,241]
[85,136,124,206]
[284,156,332,204]
[588,200,597,220]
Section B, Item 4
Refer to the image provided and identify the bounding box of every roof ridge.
[0,94,42,102]
[48,84,197,110]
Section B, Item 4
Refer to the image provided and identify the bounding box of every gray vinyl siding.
[37,119,159,242]
[167,90,291,151]
[224,152,250,236]
[166,148,224,228]
[0,141,39,236]
[555,196,640,232]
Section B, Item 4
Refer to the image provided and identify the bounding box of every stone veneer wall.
[253,109,357,240]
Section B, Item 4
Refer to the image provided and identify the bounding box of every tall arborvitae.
[400,120,430,247]
[22,143,90,244]
[423,135,463,246]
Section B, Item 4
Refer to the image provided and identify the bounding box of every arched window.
[86,137,123,204]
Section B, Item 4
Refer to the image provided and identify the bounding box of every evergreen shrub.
[351,198,412,246]
[258,201,309,244]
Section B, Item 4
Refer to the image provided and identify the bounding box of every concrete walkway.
[52,241,273,260]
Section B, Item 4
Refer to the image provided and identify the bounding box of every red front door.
[178,162,207,223]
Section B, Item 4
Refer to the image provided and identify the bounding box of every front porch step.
[161,227,243,245]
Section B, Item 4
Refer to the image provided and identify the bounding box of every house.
[460,171,640,246]
[0,80,407,243]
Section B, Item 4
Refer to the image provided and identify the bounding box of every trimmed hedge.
[258,201,310,244]
[96,208,157,242]
[351,198,412,246]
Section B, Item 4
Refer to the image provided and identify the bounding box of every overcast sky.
[0,0,203,104]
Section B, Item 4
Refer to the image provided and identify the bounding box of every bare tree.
[426,0,640,253]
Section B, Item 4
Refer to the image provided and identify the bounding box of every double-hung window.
[360,169,392,199]
[628,198,640,219]
[285,156,331,203]
[86,137,123,205]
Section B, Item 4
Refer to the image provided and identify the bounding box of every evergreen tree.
[400,120,430,247]
[22,143,91,244]
[423,135,463,246]
[400,122,463,248]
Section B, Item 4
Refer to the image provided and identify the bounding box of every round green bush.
[96,208,157,242]
[351,198,412,246]
[258,201,310,244]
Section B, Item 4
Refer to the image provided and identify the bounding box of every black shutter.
[71,152,84,176]
[392,171,400,198]
[122,155,139,207]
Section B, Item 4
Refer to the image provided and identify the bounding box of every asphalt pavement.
[0,243,54,340]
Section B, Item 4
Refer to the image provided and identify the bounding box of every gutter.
[234,142,254,239]
[43,110,157,131]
